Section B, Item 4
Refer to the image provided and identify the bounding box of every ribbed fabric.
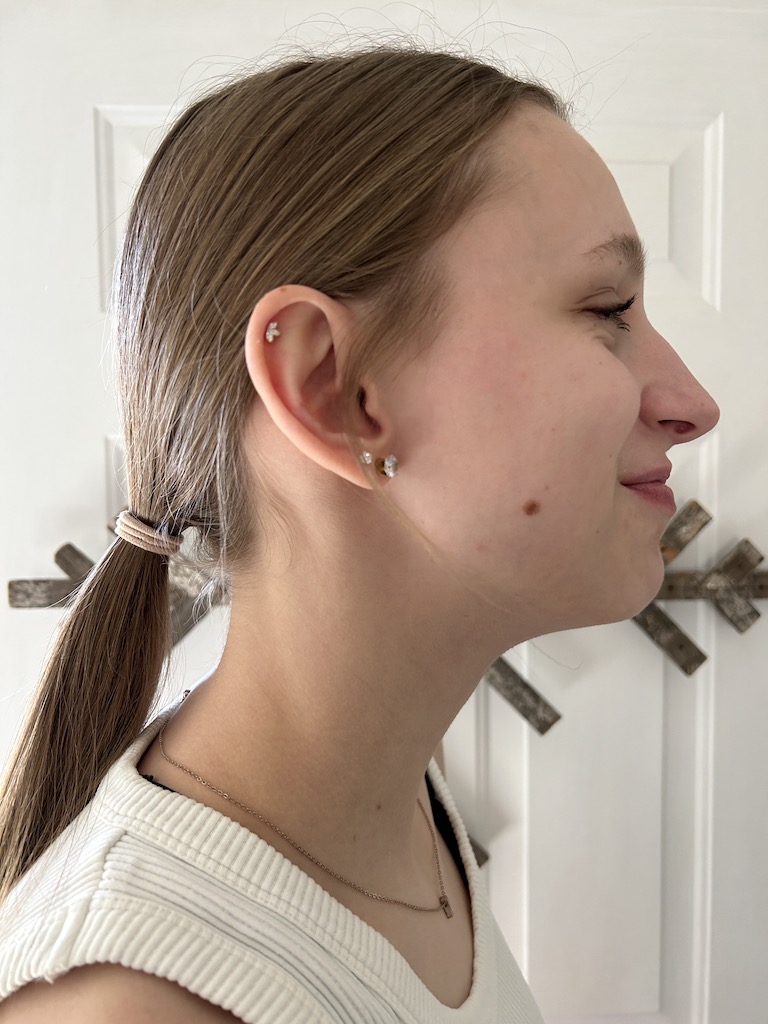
[0,697,544,1023]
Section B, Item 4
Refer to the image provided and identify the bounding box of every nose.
[639,328,720,445]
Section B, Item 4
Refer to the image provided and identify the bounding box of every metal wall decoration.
[634,499,767,674]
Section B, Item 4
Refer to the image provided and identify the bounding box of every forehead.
[442,105,640,288]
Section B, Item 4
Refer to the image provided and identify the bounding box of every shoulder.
[0,964,241,1023]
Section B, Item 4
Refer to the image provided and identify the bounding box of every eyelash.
[586,294,636,331]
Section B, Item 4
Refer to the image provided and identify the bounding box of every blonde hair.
[0,46,565,902]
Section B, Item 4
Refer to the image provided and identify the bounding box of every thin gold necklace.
[157,721,453,918]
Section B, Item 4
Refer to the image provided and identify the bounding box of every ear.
[243,286,392,487]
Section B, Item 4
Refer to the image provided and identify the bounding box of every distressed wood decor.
[7,544,91,609]
[8,520,562,735]
[7,538,219,645]
[483,657,561,735]
[634,499,767,674]
[8,527,493,864]
[10,499,766,718]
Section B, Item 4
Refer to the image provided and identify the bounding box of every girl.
[0,47,718,1023]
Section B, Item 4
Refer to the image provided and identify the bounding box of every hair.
[0,46,565,902]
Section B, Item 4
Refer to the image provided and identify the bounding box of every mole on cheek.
[523,499,541,516]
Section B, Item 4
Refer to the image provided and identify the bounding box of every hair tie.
[115,510,183,557]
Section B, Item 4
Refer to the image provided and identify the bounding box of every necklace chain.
[156,719,453,918]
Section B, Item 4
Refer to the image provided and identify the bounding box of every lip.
[620,464,672,487]
[620,464,675,513]
[622,480,677,513]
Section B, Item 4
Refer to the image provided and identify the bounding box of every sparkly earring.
[265,321,280,343]
[375,455,399,478]
[359,451,398,478]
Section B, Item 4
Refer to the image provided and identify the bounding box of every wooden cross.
[634,500,767,674]
[7,541,216,646]
[8,544,91,608]
[9,502,765,872]
[483,657,561,735]
[10,499,764,725]
[7,526,562,736]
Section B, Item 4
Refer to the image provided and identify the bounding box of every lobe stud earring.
[376,455,399,478]
[265,321,280,343]
[359,451,399,478]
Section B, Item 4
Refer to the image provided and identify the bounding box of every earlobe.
[243,287,388,488]
[360,450,400,478]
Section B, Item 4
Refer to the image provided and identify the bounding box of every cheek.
[511,364,641,511]
[399,337,641,531]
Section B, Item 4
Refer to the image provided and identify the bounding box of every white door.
[441,5,768,1023]
[1,3,765,1023]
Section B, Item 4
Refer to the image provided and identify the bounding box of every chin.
[605,564,666,624]
[570,556,666,629]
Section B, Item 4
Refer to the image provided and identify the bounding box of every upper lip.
[620,464,672,486]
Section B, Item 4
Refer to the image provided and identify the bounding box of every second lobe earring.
[375,455,399,478]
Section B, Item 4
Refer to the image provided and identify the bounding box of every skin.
[2,103,719,1021]
[384,107,716,629]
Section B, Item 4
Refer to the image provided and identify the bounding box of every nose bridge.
[641,325,720,438]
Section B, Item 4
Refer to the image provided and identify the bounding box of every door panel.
[444,6,768,1022]
[2,3,765,1021]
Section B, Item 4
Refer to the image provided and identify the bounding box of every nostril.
[661,420,696,435]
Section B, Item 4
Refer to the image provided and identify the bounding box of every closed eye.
[586,294,636,332]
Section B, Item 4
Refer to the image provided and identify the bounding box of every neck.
[161,499,527,889]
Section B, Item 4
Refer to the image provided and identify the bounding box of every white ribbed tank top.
[0,698,544,1023]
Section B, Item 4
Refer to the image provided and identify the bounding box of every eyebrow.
[583,232,648,278]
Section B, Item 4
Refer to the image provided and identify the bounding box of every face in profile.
[385,104,720,635]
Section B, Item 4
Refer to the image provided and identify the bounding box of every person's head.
[115,48,567,578]
[307,103,718,632]
[0,46,573,901]
[116,45,717,644]
[229,94,719,644]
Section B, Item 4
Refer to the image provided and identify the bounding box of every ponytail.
[0,537,170,903]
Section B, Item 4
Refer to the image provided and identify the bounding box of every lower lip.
[622,482,676,513]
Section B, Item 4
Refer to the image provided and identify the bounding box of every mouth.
[620,464,676,514]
